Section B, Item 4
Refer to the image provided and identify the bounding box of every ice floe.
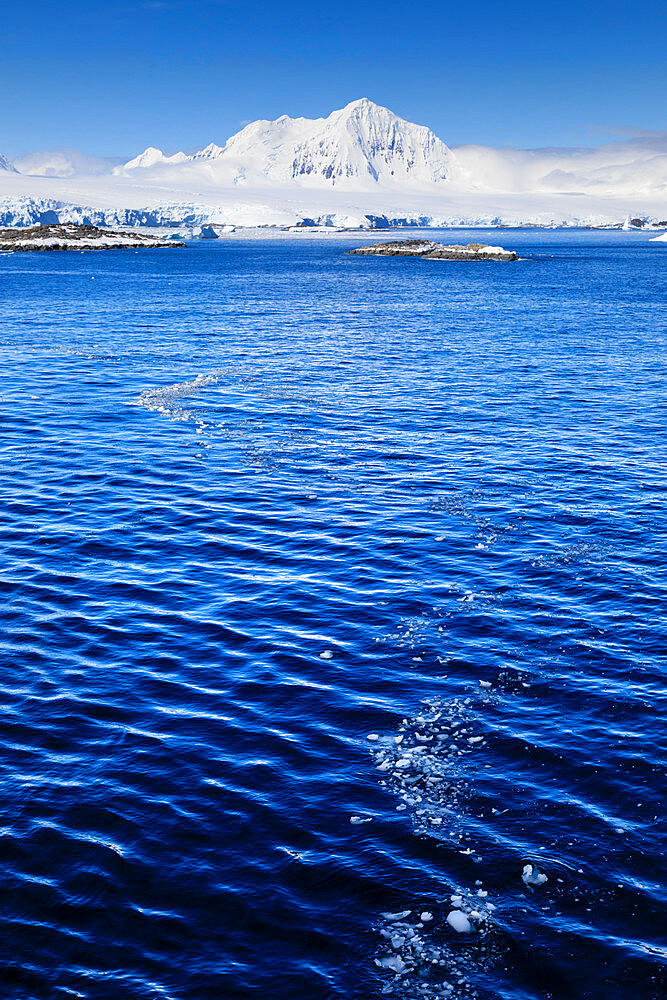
[446,910,473,934]
[522,863,548,887]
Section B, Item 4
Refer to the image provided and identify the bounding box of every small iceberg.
[446,909,473,933]
[522,863,548,887]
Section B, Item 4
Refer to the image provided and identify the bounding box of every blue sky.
[2,0,665,156]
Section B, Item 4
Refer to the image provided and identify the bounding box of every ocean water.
[0,229,665,1000]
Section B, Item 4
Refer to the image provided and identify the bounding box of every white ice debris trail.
[371,694,501,997]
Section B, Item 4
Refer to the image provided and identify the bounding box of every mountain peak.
[343,97,375,110]
[107,100,455,188]
[116,146,188,172]
[335,98,397,123]
[289,99,454,185]
[192,142,226,162]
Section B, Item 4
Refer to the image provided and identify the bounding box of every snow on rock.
[0,223,184,251]
[349,239,518,261]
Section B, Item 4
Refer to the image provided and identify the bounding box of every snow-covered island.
[0,223,185,251]
[348,240,518,261]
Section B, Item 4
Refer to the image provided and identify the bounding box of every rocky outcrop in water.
[0,223,185,251]
[348,239,518,261]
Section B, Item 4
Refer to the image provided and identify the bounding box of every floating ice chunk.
[450,895,463,907]
[479,680,492,689]
[319,649,334,659]
[447,910,473,933]
[350,815,372,824]
[420,911,433,922]
[381,954,406,973]
[381,910,412,921]
[522,863,548,886]
[366,733,379,741]
[476,889,488,898]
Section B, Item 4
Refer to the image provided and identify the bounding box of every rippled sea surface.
[0,230,665,1000]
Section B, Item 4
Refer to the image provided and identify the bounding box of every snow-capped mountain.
[1,98,666,230]
[114,99,457,187]
[288,98,453,183]
[116,146,189,172]
[0,153,17,172]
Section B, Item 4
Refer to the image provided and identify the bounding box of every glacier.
[1,99,666,230]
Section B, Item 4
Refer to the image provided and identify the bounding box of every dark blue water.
[0,230,665,1000]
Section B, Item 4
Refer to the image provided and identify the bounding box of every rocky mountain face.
[285,99,454,184]
[0,153,17,172]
